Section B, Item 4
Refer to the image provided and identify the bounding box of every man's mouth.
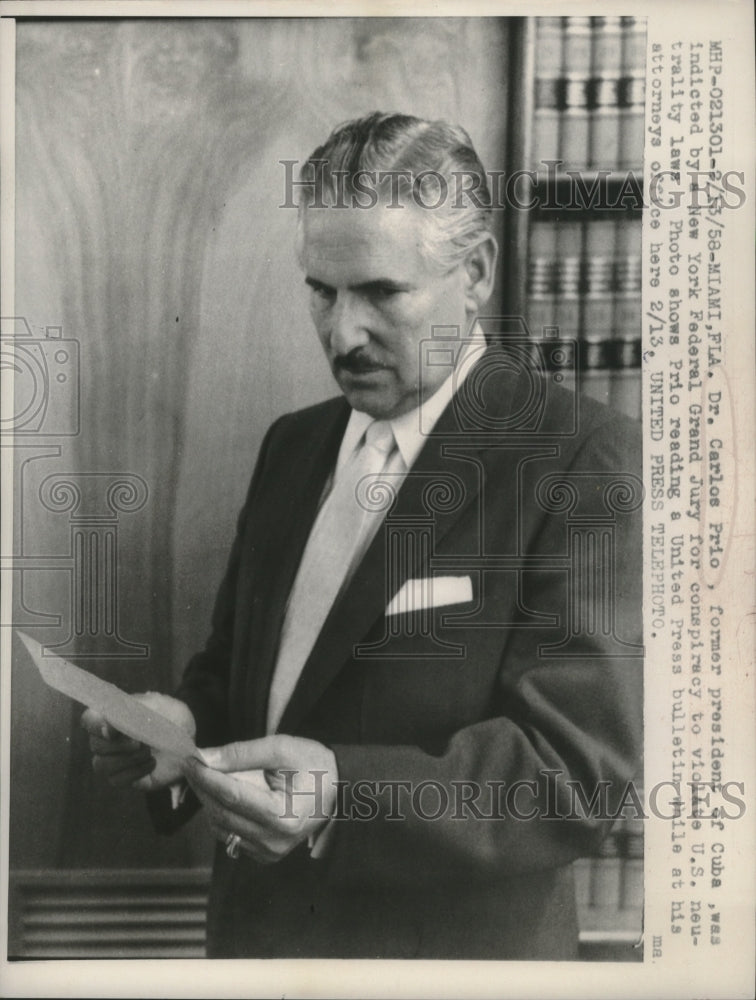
[334,354,387,376]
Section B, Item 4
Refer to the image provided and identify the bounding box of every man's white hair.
[296,111,494,272]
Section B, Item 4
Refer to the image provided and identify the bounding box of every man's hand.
[183,735,338,864]
[81,693,196,792]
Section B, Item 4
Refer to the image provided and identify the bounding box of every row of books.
[533,16,647,171]
[526,214,641,419]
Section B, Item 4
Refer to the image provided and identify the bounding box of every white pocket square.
[385,576,473,616]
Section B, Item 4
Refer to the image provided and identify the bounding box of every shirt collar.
[336,324,487,473]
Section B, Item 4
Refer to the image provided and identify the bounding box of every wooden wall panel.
[11,17,510,871]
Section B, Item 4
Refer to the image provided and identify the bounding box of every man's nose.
[328,291,370,355]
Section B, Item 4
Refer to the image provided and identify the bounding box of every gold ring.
[225,832,242,860]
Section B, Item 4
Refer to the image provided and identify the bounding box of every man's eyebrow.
[355,279,414,293]
[305,276,334,292]
[304,276,413,293]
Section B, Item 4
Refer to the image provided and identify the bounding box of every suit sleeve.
[147,417,282,833]
[325,415,643,889]
[173,416,282,746]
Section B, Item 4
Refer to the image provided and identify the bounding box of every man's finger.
[195,785,276,845]
[93,755,156,786]
[80,709,109,737]
[204,805,270,846]
[200,736,293,773]
[92,746,153,773]
[88,734,144,755]
[81,710,129,744]
[207,820,278,865]
[184,759,278,823]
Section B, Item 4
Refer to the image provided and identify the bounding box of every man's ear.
[462,235,498,312]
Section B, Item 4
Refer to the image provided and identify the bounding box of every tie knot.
[364,420,394,455]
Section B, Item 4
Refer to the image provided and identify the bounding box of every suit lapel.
[245,399,350,737]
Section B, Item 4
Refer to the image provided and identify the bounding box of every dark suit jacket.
[153,349,643,960]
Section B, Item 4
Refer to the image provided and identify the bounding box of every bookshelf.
[503,17,645,421]
[502,17,646,958]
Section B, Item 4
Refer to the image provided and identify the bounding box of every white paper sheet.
[16,631,203,762]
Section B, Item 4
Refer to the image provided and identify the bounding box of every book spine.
[619,18,647,171]
[611,215,642,418]
[553,218,583,394]
[526,218,557,337]
[561,17,592,170]
[580,217,616,406]
[589,834,622,911]
[532,18,563,170]
[620,809,644,911]
[589,17,623,170]
[621,855,644,913]
[573,857,592,915]
[555,218,584,342]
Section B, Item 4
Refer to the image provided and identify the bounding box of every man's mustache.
[333,351,387,374]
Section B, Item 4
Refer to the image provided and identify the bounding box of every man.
[83,112,642,960]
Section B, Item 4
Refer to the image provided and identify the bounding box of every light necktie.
[266,420,396,733]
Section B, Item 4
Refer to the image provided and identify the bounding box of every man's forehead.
[301,203,427,267]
